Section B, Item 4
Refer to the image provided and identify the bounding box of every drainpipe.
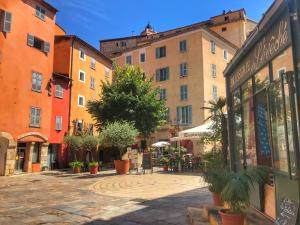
[68,38,75,133]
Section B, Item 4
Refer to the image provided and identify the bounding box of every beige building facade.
[100,10,256,152]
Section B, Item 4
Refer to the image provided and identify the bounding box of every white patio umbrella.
[151,141,171,148]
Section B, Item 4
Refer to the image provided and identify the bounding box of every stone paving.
[0,170,211,225]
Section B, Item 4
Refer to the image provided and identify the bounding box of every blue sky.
[47,0,274,49]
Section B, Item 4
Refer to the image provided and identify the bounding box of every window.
[165,108,170,123]
[90,76,95,89]
[210,40,216,54]
[160,89,167,100]
[140,53,146,63]
[156,46,166,58]
[224,16,229,21]
[35,5,46,21]
[180,85,188,100]
[78,95,85,107]
[176,105,192,125]
[277,68,286,80]
[79,48,85,60]
[105,67,110,78]
[121,41,126,47]
[126,55,132,65]
[1,11,12,32]
[223,50,228,61]
[212,64,217,79]
[212,85,218,101]
[78,70,85,82]
[55,85,63,98]
[156,67,169,81]
[90,57,96,69]
[179,40,187,53]
[76,120,83,134]
[30,107,41,127]
[222,27,227,32]
[32,143,40,163]
[180,63,188,77]
[55,116,63,131]
[27,34,50,53]
[32,72,42,92]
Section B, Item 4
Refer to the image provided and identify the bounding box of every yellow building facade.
[100,10,256,152]
[54,35,113,135]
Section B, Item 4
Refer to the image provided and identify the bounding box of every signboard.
[275,198,299,225]
[230,10,291,90]
[142,153,152,172]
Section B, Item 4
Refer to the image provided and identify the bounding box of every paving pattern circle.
[90,173,207,200]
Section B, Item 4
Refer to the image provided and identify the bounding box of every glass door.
[15,143,26,171]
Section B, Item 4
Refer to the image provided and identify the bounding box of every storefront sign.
[276,198,299,225]
[230,11,291,90]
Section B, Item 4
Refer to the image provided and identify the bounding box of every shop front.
[224,0,300,222]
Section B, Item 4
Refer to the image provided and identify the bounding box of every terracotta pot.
[89,166,98,174]
[73,167,81,173]
[219,209,245,225]
[212,192,224,206]
[163,165,169,172]
[32,163,41,173]
[114,160,129,175]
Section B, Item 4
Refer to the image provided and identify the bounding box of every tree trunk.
[221,115,228,167]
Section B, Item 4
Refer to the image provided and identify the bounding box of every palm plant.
[201,97,228,167]
[203,168,229,194]
[221,166,269,213]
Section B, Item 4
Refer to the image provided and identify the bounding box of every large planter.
[219,209,245,225]
[32,163,41,173]
[73,167,81,173]
[114,160,129,175]
[89,166,98,174]
[163,165,169,172]
[212,192,224,206]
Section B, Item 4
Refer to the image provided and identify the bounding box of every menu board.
[275,198,298,225]
[142,153,152,171]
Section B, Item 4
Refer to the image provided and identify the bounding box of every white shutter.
[27,34,34,47]
[3,11,12,32]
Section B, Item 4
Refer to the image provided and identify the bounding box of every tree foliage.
[87,65,166,138]
[99,121,139,159]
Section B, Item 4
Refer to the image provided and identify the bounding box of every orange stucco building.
[53,33,113,137]
[0,0,57,175]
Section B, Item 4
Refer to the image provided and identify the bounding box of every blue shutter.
[176,106,181,124]
[166,67,169,80]
[188,105,192,125]
[156,69,160,82]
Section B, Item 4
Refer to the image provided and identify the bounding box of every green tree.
[87,65,166,138]
[64,135,81,160]
[201,97,228,167]
[99,121,139,160]
[80,134,98,161]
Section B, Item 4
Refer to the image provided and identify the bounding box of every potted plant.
[160,157,170,172]
[219,166,269,225]
[89,161,99,174]
[203,168,229,206]
[69,161,84,173]
[99,121,138,175]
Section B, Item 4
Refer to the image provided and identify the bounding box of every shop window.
[32,143,41,163]
[242,79,253,100]
[233,107,244,169]
[254,67,269,93]
[233,88,241,106]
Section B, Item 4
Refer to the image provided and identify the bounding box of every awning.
[170,122,213,142]
[151,141,170,148]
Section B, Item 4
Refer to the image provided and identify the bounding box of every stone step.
[245,207,275,225]
[186,207,210,225]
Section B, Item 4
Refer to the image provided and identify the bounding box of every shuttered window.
[2,11,12,32]
[30,107,41,127]
[211,40,216,54]
[90,77,95,89]
[180,85,188,100]
[160,89,167,100]
[32,72,42,92]
[156,46,166,58]
[55,116,63,131]
[126,55,132,65]
[176,105,192,125]
[179,40,187,53]
[35,5,46,21]
[212,85,218,101]
[180,63,188,77]
[156,67,169,82]
[212,64,217,78]
[27,34,50,53]
[55,85,63,98]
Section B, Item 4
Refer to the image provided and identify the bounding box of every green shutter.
[188,105,192,125]
[156,69,160,81]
